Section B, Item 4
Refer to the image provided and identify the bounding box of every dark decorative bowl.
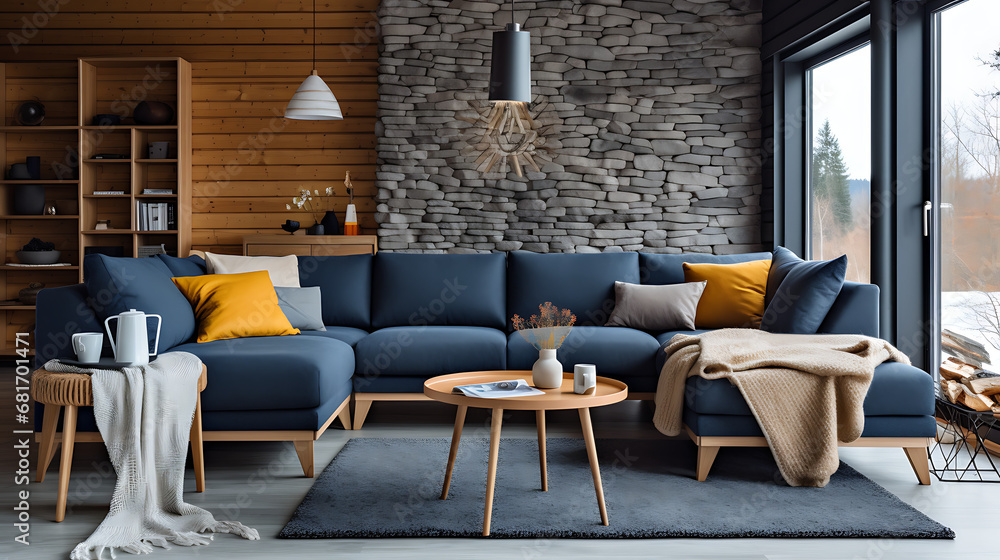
[282,220,300,234]
[15,101,45,126]
[16,250,61,265]
[92,114,121,126]
[133,101,174,125]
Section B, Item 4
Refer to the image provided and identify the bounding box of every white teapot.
[104,309,162,366]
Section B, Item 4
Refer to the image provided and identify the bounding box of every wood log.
[959,385,995,412]
[941,357,977,381]
[962,375,1000,396]
[941,379,964,404]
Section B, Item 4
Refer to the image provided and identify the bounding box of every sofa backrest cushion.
[372,252,506,329]
[35,284,105,368]
[639,252,773,285]
[507,251,639,329]
[83,254,196,351]
[156,254,206,277]
[298,254,373,329]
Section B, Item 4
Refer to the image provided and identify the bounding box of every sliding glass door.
[934,0,1000,372]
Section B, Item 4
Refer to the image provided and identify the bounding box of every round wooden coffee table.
[424,370,628,536]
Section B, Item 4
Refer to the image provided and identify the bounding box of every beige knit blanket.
[653,329,909,487]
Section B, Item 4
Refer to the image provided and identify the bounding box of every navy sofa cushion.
[34,284,105,370]
[372,253,506,329]
[507,326,660,380]
[681,360,934,417]
[354,326,507,389]
[83,254,195,352]
[762,247,846,334]
[171,335,354,412]
[817,282,879,337]
[299,327,369,347]
[654,329,710,345]
[298,254,372,329]
[639,252,772,285]
[684,410,937,438]
[507,251,639,329]
[156,254,207,277]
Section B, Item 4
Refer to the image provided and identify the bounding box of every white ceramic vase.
[532,348,563,389]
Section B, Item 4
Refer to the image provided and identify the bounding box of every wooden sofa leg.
[353,399,373,430]
[338,402,352,430]
[696,445,720,482]
[903,447,931,485]
[293,440,315,478]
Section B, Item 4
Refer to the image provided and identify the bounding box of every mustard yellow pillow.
[682,259,771,329]
[172,270,299,343]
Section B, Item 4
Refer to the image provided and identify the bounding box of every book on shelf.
[93,190,125,195]
[137,201,176,231]
[142,188,174,195]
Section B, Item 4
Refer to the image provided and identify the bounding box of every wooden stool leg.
[483,408,503,536]
[441,405,467,500]
[536,410,547,491]
[189,393,205,492]
[579,407,609,526]
[55,405,77,523]
[36,404,61,483]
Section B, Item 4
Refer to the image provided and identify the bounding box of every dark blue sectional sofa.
[35,250,935,482]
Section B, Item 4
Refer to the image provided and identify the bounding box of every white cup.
[71,332,103,364]
[574,364,597,395]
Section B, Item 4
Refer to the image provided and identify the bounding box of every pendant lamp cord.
[511,0,515,25]
[312,0,317,70]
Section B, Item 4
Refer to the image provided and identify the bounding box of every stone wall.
[375,0,763,253]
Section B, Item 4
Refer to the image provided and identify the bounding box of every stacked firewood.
[940,357,1000,413]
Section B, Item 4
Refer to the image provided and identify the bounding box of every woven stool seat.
[31,370,94,407]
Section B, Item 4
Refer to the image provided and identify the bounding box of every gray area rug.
[279,438,954,539]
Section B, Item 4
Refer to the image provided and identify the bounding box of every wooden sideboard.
[243,235,377,257]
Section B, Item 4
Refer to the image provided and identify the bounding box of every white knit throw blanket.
[44,352,259,559]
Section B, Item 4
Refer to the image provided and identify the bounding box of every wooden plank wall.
[1,0,379,254]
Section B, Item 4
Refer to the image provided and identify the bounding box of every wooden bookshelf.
[0,57,191,356]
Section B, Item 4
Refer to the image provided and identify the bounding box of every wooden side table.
[31,364,208,522]
[424,370,628,536]
[243,234,377,257]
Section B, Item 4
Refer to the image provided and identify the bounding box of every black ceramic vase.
[320,211,341,235]
[13,184,45,215]
[306,223,325,235]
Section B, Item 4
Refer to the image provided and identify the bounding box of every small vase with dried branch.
[512,302,577,388]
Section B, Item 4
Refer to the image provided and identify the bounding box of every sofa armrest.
[817,282,880,337]
[34,284,104,369]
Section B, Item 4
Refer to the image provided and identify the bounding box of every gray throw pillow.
[275,286,327,331]
[605,281,707,331]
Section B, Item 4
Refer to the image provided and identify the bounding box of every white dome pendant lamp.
[285,0,343,120]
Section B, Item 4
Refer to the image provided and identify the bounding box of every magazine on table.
[452,379,544,398]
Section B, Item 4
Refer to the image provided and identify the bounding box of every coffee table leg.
[483,407,503,536]
[536,410,547,491]
[441,404,467,500]
[579,407,609,526]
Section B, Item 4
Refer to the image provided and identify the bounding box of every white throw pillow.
[204,253,301,288]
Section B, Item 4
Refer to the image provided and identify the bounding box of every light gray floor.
[0,388,986,560]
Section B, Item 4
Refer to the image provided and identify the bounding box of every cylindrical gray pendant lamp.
[285,0,343,120]
[488,0,531,103]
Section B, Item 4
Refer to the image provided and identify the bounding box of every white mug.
[574,364,597,395]
[71,332,103,364]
